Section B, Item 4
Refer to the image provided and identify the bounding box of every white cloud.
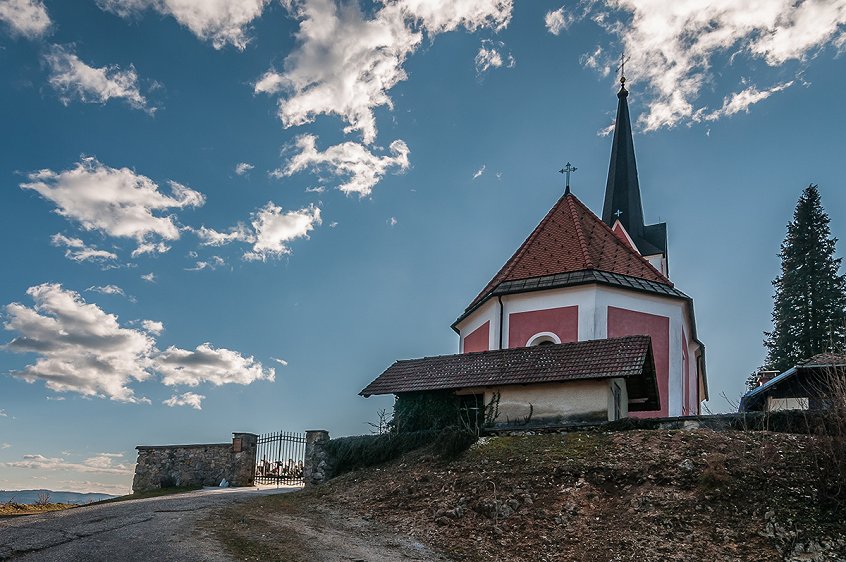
[257,0,513,143]
[583,0,846,130]
[705,80,794,120]
[97,0,270,50]
[305,186,325,193]
[156,344,275,386]
[277,134,409,197]
[234,162,254,175]
[192,223,252,246]
[23,158,204,254]
[2,284,155,403]
[141,272,156,283]
[244,202,321,261]
[475,39,515,74]
[44,46,155,114]
[328,221,338,228]
[472,164,486,179]
[544,6,574,35]
[1,443,10,449]
[0,0,51,38]
[0,409,7,417]
[86,285,129,301]
[51,233,118,263]
[185,255,226,271]
[2,284,275,402]
[3,453,134,475]
[271,357,288,367]
[163,391,204,410]
[387,216,398,227]
[141,320,164,335]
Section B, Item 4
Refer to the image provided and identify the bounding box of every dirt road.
[0,487,295,561]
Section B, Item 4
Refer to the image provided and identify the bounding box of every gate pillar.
[304,430,333,487]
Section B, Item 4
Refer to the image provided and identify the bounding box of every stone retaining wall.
[132,432,257,493]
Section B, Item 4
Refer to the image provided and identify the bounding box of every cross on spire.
[559,162,577,195]
[617,51,630,88]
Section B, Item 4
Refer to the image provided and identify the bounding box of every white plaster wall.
[768,397,809,411]
[481,380,611,424]
[607,378,629,420]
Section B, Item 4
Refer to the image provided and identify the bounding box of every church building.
[362,78,707,424]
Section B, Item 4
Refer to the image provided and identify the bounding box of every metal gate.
[255,430,306,486]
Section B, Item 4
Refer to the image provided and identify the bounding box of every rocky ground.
[215,429,846,562]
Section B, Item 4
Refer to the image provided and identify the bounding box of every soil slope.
[218,429,846,562]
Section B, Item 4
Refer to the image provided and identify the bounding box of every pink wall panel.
[463,321,490,353]
[607,306,670,417]
[682,327,691,415]
[508,306,578,348]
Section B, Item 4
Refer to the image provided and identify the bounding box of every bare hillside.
[214,429,846,562]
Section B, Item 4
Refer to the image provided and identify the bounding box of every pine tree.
[764,184,846,373]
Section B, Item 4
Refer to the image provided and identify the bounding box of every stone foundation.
[132,432,257,493]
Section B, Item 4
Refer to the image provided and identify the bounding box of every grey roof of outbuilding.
[360,335,660,411]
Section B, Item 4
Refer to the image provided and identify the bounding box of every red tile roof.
[467,194,671,310]
[360,335,659,411]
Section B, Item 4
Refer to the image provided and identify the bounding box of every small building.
[360,336,659,425]
[740,354,846,412]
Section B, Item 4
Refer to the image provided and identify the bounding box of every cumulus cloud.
[257,0,513,143]
[387,216,398,227]
[97,0,270,50]
[0,0,51,38]
[472,164,486,179]
[2,284,275,402]
[141,320,164,335]
[475,39,515,74]
[156,344,274,386]
[234,162,254,176]
[244,202,321,261]
[163,391,204,410]
[22,158,204,255]
[2,283,155,403]
[582,0,846,130]
[51,233,118,263]
[141,272,156,283]
[544,6,573,35]
[3,453,134,475]
[44,46,155,113]
[276,134,410,197]
[193,223,252,247]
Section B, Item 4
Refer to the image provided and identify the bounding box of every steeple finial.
[559,162,577,195]
[617,51,630,96]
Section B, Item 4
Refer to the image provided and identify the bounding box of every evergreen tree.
[764,184,846,373]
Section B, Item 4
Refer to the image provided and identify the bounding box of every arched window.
[526,332,561,347]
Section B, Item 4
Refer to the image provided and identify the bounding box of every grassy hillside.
[214,429,846,561]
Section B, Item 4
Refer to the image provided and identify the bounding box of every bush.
[391,391,462,432]
[325,428,477,476]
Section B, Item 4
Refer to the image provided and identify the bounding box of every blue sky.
[1,0,845,494]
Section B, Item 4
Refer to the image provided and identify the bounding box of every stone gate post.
[303,430,333,487]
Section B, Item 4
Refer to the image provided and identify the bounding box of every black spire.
[601,80,667,258]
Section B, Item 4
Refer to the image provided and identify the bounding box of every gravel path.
[0,486,297,561]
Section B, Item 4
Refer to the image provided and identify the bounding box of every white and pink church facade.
[452,82,707,417]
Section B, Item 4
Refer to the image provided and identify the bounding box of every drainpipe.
[498,296,504,350]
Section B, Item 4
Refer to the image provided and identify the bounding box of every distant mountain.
[0,489,118,505]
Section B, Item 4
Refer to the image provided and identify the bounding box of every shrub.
[325,428,477,476]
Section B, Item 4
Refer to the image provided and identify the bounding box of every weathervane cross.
[559,162,577,195]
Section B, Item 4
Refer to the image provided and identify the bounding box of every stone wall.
[303,430,334,487]
[132,432,257,493]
